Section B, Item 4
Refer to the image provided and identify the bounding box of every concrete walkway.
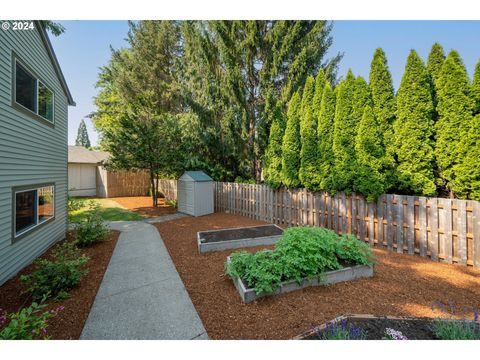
[80,216,208,340]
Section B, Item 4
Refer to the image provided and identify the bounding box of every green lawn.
[69,198,144,222]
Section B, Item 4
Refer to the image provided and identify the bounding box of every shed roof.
[179,171,213,182]
[68,146,110,164]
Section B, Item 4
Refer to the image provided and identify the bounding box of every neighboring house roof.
[179,171,213,182]
[68,146,110,164]
[35,21,75,106]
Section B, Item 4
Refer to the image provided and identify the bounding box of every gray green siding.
[0,25,69,285]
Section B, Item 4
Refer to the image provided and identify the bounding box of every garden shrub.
[225,226,375,294]
[20,241,89,301]
[432,318,480,340]
[74,201,109,247]
[0,300,64,340]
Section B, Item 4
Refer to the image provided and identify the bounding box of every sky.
[49,20,480,146]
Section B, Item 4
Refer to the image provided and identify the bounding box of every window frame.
[12,184,56,242]
[12,54,55,126]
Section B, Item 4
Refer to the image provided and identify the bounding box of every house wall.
[68,163,97,196]
[0,26,69,285]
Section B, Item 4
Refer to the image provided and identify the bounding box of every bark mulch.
[155,212,480,340]
[0,230,120,340]
[111,196,176,218]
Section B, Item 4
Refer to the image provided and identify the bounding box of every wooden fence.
[156,179,480,268]
[213,182,480,268]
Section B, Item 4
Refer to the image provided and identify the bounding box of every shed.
[177,171,214,217]
[68,146,109,196]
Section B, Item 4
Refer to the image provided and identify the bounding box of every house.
[68,145,151,198]
[0,21,75,285]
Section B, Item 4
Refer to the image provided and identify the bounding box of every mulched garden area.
[111,196,176,218]
[155,212,480,340]
[0,230,120,340]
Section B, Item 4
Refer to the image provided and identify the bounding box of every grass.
[69,198,144,222]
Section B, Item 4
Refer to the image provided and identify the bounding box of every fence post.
[377,194,384,247]
[396,195,404,253]
[443,198,453,264]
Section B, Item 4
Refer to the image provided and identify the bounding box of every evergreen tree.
[332,70,357,193]
[300,75,316,117]
[369,48,396,189]
[427,43,446,86]
[281,92,302,188]
[453,114,480,200]
[394,50,436,196]
[263,102,285,189]
[75,119,91,148]
[352,76,371,125]
[299,76,319,189]
[354,105,387,202]
[312,68,326,120]
[435,50,475,196]
[317,82,336,193]
[472,60,480,115]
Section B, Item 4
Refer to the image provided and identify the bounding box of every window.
[14,185,55,238]
[14,59,54,123]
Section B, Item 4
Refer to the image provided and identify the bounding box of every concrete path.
[80,218,208,340]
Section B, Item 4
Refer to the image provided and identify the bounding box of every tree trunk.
[149,170,156,207]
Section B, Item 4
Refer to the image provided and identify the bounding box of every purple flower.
[41,328,47,335]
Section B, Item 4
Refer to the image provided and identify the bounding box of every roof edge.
[35,21,75,106]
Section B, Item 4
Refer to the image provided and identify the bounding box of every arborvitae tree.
[369,48,396,189]
[317,83,336,193]
[332,70,357,193]
[435,50,475,196]
[354,105,387,202]
[472,60,480,115]
[299,76,319,189]
[394,50,436,196]
[300,76,316,117]
[352,76,371,125]
[263,102,285,189]
[453,114,480,200]
[75,119,91,148]
[312,68,326,120]
[281,92,302,187]
[427,43,446,86]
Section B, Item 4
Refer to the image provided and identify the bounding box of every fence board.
[418,197,427,257]
[443,199,453,264]
[473,202,480,268]
[396,195,404,253]
[358,196,366,242]
[386,194,393,250]
[377,194,384,247]
[351,193,357,236]
[457,199,467,265]
[368,202,374,245]
[407,196,415,255]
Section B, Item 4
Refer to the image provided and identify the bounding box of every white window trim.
[14,58,55,124]
[14,185,55,238]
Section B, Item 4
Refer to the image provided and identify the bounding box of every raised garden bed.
[197,224,283,253]
[227,256,373,303]
[294,314,480,340]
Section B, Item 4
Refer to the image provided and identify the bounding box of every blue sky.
[50,20,480,146]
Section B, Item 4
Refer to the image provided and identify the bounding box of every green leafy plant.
[432,319,480,340]
[167,199,178,208]
[225,226,375,294]
[74,201,109,247]
[0,300,64,340]
[20,241,89,301]
[335,235,376,266]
